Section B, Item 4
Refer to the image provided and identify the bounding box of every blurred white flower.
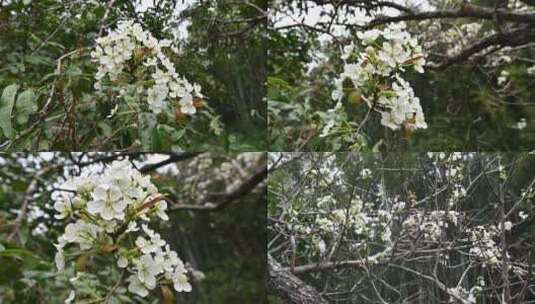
[180,93,196,115]
[54,198,72,219]
[173,272,192,292]
[128,274,149,297]
[154,201,169,221]
[117,255,129,268]
[511,118,527,130]
[135,254,161,289]
[54,245,65,272]
[64,290,75,304]
[497,70,509,86]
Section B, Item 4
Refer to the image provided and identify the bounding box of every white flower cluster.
[288,193,398,256]
[332,22,427,131]
[53,160,191,299]
[497,70,509,86]
[447,285,481,304]
[511,118,527,130]
[126,224,192,297]
[467,225,502,265]
[91,20,203,115]
[402,210,460,241]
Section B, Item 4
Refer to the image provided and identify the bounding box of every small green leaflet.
[138,112,157,150]
[0,84,19,138]
[16,89,38,124]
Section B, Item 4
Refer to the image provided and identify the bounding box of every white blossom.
[512,118,527,130]
[54,245,65,272]
[91,20,203,116]
[117,255,129,268]
[87,184,127,220]
[331,23,427,132]
[53,159,193,298]
[54,198,72,219]
[64,290,75,304]
[497,70,509,86]
[128,274,149,297]
[135,254,161,289]
[154,201,169,221]
[172,270,192,292]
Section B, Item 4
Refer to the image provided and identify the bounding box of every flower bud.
[348,90,362,105]
[72,196,85,209]
[161,285,175,304]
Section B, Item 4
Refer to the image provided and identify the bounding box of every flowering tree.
[0,0,266,151]
[329,23,427,138]
[0,152,266,303]
[268,0,535,151]
[268,152,535,303]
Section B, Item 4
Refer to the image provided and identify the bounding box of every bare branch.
[430,27,535,69]
[170,165,266,212]
[365,4,535,29]
[268,255,329,304]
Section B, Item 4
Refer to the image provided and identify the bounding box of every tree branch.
[279,259,365,274]
[139,152,201,173]
[170,165,266,212]
[429,27,535,69]
[364,4,535,29]
[268,255,329,304]
[7,165,59,243]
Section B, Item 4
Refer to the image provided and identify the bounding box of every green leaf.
[0,84,19,138]
[25,54,54,67]
[138,112,156,150]
[16,89,38,124]
[45,41,66,51]
[38,139,50,150]
[97,121,112,137]
[65,65,82,77]
[12,180,29,192]
[41,72,59,82]
[155,124,184,150]
[0,248,38,260]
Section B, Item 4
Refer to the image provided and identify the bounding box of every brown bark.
[268,255,329,304]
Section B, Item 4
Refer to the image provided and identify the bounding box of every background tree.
[268,152,535,303]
